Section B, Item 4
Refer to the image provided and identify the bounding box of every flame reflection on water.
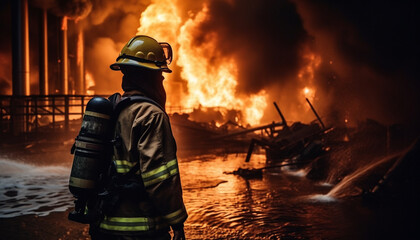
[178,153,350,239]
[0,153,380,239]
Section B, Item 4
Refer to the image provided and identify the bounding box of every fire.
[85,71,95,95]
[302,87,315,100]
[298,53,321,105]
[136,1,267,125]
[136,0,181,45]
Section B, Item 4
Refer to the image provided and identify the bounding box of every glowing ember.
[302,87,315,101]
[136,1,267,125]
[298,53,321,105]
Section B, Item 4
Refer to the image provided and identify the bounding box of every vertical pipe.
[76,24,85,94]
[11,0,30,134]
[60,16,68,95]
[39,8,49,95]
[12,0,30,96]
[64,95,69,131]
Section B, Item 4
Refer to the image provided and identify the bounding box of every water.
[0,159,73,217]
[0,153,407,239]
[178,154,372,239]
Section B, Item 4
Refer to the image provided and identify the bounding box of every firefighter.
[89,35,187,240]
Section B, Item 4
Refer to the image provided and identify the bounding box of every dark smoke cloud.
[82,0,150,93]
[189,0,420,125]
[294,0,420,125]
[32,0,92,19]
[193,0,309,94]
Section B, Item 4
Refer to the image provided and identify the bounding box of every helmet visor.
[159,42,173,65]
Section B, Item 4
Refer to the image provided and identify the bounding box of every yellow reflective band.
[114,160,136,167]
[99,216,156,232]
[163,208,187,225]
[143,168,178,187]
[100,225,146,231]
[163,209,183,220]
[114,160,137,173]
[142,159,177,178]
[168,212,187,225]
[105,216,148,223]
[100,224,149,231]
[84,110,111,119]
[116,167,129,174]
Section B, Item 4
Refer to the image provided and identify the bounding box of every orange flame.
[298,53,321,105]
[85,71,95,95]
[136,1,267,125]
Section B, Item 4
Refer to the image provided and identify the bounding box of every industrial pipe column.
[11,0,30,134]
[12,0,30,96]
[60,16,68,95]
[39,8,48,95]
[76,23,85,94]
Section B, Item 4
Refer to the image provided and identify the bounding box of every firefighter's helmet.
[110,35,173,73]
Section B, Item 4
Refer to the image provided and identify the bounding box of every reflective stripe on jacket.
[99,91,187,235]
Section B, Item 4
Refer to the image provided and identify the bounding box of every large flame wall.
[1,0,419,126]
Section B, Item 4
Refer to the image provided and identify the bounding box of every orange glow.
[77,31,83,66]
[85,71,95,95]
[136,0,181,44]
[302,87,315,101]
[61,16,68,31]
[136,1,267,125]
[298,53,321,105]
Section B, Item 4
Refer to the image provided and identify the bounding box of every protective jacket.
[96,90,187,237]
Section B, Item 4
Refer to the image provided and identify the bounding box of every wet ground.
[0,137,417,239]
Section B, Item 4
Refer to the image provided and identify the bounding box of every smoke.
[184,0,420,125]
[0,1,12,95]
[29,0,151,94]
[293,0,420,125]
[0,52,12,95]
[66,0,420,125]
[174,0,315,123]
[191,0,309,94]
[32,0,93,19]
[85,37,122,93]
[81,0,151,93]
[3,0,418,125]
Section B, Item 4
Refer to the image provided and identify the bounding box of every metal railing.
[0,94,218,134]
[0,95,107,133]
[0,95,194,134]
